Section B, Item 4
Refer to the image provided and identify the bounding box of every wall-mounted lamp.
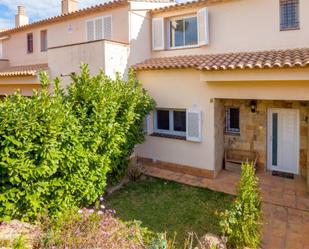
[249,100,257,113]
[60,72,76,77]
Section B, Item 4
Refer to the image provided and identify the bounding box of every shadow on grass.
[106,177,233,245]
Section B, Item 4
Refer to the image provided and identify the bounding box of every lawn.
[106,177,233,246]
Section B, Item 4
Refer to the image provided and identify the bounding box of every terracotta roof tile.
[0,64,49,77]
[133,48,309,71]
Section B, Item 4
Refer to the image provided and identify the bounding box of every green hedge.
[0,65,154,221]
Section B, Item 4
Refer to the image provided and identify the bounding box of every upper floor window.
[86,15,112,42]
[152,7,209,51]
[40,30,48,52]
[169,16,198,48]
[27,33,33,53]
[280,0,300,31]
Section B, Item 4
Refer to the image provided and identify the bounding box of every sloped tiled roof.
[133,48,309,71]
[0,64,49,77]
[151,0,236,13]
[0,0,172,36]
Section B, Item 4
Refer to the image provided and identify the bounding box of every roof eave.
[0,0,129,36]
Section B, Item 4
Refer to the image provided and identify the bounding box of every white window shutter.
[95,18,103,40]
[152,17,164,51]
[143,113,154,135]
[86,20,94,41]
[186,108,202,142]
[103,16,112,40]
[197,7,209,46]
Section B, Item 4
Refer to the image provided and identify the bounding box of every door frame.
[267,108,300,174]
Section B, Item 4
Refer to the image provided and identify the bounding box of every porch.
[214,99,309,179]
[141,164,309,249]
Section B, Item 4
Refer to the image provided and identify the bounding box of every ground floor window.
[225,107,240,134]
[154,109,186,137]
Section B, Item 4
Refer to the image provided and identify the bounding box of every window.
[86,16,112,41]
[226,107,240,134]
[27,33,33,53]
[154,109,186,137]
[169,16,198,48]
[40,30,48,52]
[280,0,299,31]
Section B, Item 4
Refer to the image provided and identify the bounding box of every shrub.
[220,163,262,249]
[34,208,153,249]
[0,65,154,221]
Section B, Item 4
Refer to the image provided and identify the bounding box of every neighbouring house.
[0,0,174,95]
[1,0,309,185]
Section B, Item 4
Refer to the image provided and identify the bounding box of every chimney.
[15,6,29,27]
[61,0,78,15]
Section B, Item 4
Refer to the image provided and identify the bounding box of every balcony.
[48,39,130,82]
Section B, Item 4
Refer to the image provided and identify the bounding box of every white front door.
[267,108,299,174]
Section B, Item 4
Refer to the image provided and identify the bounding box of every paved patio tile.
[141,165,309,249]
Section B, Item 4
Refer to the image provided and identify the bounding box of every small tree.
[220,163,262,249]
[0,65,154,221]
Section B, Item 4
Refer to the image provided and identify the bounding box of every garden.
[0,66,262,249]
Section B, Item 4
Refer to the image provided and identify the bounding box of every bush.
[34,208,153,249]
[220,163,262,249]
[0,65,154,221]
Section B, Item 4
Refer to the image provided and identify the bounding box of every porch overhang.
[199,67,309,82]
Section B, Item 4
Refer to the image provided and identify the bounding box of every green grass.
[106,177,233,246]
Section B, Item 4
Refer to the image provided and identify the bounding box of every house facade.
[0,0,173,94]
[134,0,309,180]
[0,0,309,182]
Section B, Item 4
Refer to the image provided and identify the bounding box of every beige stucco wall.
[136,69,216,171]
[136,68,309,174]
[104,41,130,79]
[2,27,48,66]
[48,40,129,86]
[1,6,130,68]
[0,76,40,96]
[152,0,309,57]
[48,6,130,48]
[128,10,151,67]
[0,60,9,69]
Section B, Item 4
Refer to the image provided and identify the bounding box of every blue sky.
[0,0,107,30]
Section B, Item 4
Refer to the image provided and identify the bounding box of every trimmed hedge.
[0,65,154,221]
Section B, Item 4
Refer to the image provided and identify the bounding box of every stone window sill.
[150,133,186,141]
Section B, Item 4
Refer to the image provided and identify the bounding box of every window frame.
[168,15,199,49]
[154,109,187,137]
[27,33,33,53]
[40,30,48,52]
[85,15,113,42]
[225,107,240,134]
[280,0,300,31]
